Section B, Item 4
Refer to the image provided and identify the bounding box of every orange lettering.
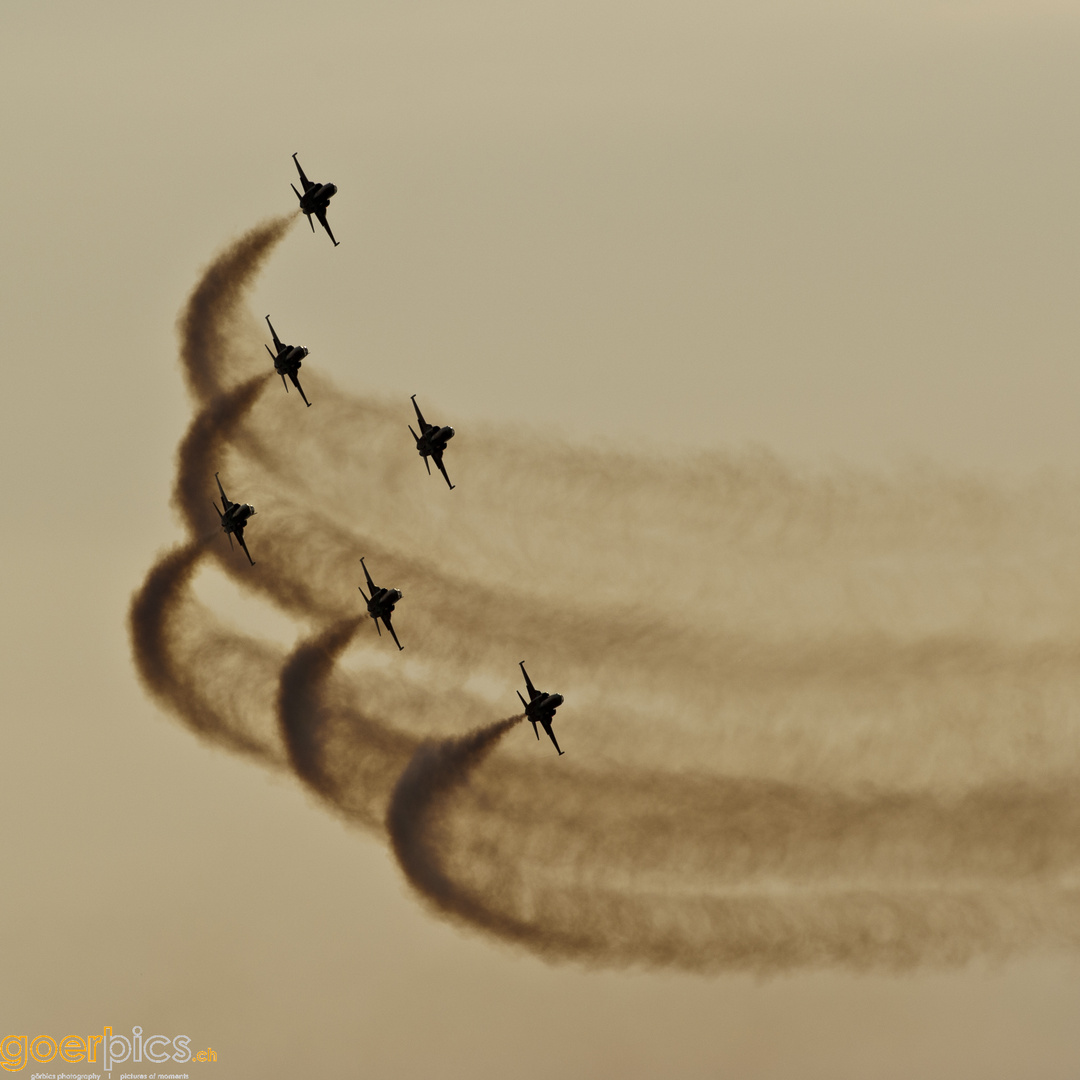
[0,1036,27,1073]
[29,1035,58,1063]
[59,1036,86,1063]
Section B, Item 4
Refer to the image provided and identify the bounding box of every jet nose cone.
[327,183,338,196]
[552,694,564,708]
[446,427,456,439]
[300,347,309,358]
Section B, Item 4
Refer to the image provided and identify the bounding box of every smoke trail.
[392,750,1080,970]
[387,716,524,931]
[127,243,276,757]
[128,539,276,758]
[178,215,294,402]
[172,373,267,546]
[125,369,271,753]
[276,615,416,829]
[278,615,365,787]
[130,540,208,705]
[175,352,1080,791]
[135,218,1080,974]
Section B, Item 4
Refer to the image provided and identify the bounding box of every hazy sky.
[4,2,1080,1077]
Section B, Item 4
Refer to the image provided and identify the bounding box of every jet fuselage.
[274,344,308,375]
[366,586,402,619]
[527,692,563,718]
[417,425,455,457]
[221,503,255,532]
[299,182,337,214]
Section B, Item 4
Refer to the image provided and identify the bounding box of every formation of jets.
[210,154,567,754]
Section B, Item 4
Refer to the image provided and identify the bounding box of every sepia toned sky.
[4,1,1080,1077]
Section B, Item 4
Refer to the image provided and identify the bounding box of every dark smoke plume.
[178,215,294,402]
[382,748,1080,970]
[126,368,270,754]
[387,717,527,932]
[132,218,1080,974]
[172,373,267,542]
[127,215,290,760]
[130,539,208,705]
[128,539,274,758]
[277,615,416,829]
[278,615,366,787]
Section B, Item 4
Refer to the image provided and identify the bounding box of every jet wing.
[289,371,312,407]
[519,661,539,700]
[315,208,339,247]
[408,425,430,471]
[234,526,255,566]
[410,394,431,432]
[265,315,283,352]
[214,473,233,511]
[292,153,314,192]
[540,717,563,756]
[360,557,377,594]
[432,450,455,491]
[382,611,404,651]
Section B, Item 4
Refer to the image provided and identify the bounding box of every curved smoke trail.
[128,538,281,759]
[386,717,530,934]
[277,615,416,829]
[131,218,1080,973]
[179,215,295,401]
[130,539,208,706]
[129,220,293,761]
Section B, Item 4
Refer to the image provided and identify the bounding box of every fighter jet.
[408,395,456,490]
[516,662,565,755]
[358,557,404,650]
[290,153,339,246]
[264,315,311,407]
[213,473,256,566]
